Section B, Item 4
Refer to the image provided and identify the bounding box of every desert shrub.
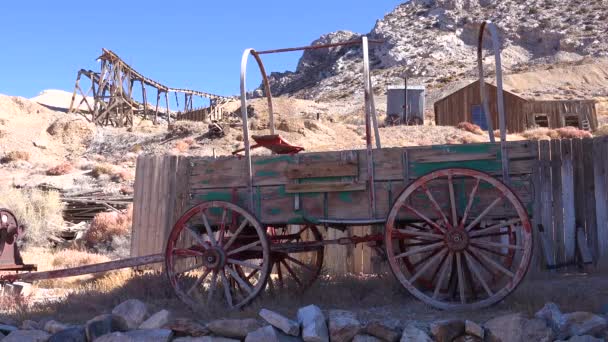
[555,126,592,139]
[46,162,73,176]
[456,122,484,135]
[83,205,132,249]
[0,186,64,248]
[168,121,206,136]
[91,163,115,178]
[174,140,190,152]
[594,125,608,137]
[521,127,560,140]
[1,151,30,163]
[51,249,111,269]
[111,169,135,183]
[46,118,94,146]
[120,184,134,195]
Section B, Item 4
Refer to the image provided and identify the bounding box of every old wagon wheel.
[165,201,271,309]
[385,168,532,310]
[267,225,324,290]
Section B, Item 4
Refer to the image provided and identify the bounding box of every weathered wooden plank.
[577,229,593,265]
[131,155,146,257]
[407,159,537,179]
[582,138,598,262]
[286,161,358,179]
[285,182,366,193]
[551,139,565,265]
[163,156,179,252]
[406,140,537,162]
[561,139,576,262]
[594,137,608,264]
[539,140,555,267]
[140,155,157,258]
[529,140,543,274]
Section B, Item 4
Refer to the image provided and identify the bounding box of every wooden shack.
[434,80,598,132]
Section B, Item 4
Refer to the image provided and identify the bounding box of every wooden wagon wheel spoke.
[200,212,218,247]
[227,240,261,256]
[404,205,446,233]
[166,201,271,310]
[469,218,521,237]
[421,185,453,230]
[276,261,284,288]
[397,229,443,240]
[459,177,481,228]
[464,251,493,296]
[226,266,253,295]
[469,246,514,278]
[187,268,212,296]
[281,260,303,287]
[385,168,532,310]
[220,270,234,308]
[395,241,444,259]
[433,252,453,299]
[448,175,458,227]
[464,196,503,232]
[224,219,249,251]
[284,255,316,273]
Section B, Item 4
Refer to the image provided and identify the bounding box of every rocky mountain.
[259,0,608,101]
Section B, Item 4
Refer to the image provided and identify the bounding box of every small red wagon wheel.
[385,168,532,310]
[165,201,271,309]
[267,225,324,290]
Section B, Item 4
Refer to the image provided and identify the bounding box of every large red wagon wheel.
[385,168,532,310]
[165,201,271,309]
[267,225,324,290]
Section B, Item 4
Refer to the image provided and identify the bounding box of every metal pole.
[362,36,377,217]
[478,24,496,144]
[404,74,408,124]
[240,49,255,210]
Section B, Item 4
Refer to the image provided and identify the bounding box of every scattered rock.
[33,140,48,149]
[165,318,209,337]
[21,320,40,330]
[43,320,69,334]
[364,321,401,342]
[453,336,482,342]
[111,299,149,330]
[297,305,328,342]
[430,319,465,342]
[535,302,607,339]
[124,329,173,342]
[94,332,131,342]
[139,310,170,329]
[557,335,605,342]
[328,310,362,342]
[485,313,554,342]
[464,320,484,339]
[207,319,261,339]
[353,334,383,342]
[400,324,433,342]
[0,325,18,335]
[85,314,129,341]
[173,337,240,342]
[259,308,300,336]
[2,282,33,297]
[2,329,50,342]
[244,325,301,342]
[48,326,86,342]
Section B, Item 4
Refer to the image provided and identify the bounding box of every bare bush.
[555,126,592,139]
[91,163,115,178]
[174,140,190,152]
[46,162,74,176]
[594,125,608,137]
[456,122,484,135]
[111,169,135,183]
[168,121,206,136]
[522,127,592,140]
[1,151,30,163]
[83,205,132,250]
[0,186,64,248]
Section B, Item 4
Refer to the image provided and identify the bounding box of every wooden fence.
[175,106,224,122]
[131,137,608,275]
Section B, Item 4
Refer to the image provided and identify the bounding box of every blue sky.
[0,0,401,106]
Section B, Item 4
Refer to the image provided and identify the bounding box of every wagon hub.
[444,229,470,252]
[202,248,225,270]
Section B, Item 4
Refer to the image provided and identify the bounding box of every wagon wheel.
[385,168,532,310]
[267,225,324,290]
[165,201,271,309]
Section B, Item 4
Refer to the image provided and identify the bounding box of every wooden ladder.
[581,117,591,131]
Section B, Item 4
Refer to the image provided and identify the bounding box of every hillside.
[261,0,608,102]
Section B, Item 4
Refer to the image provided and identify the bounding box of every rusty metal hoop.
[267,225,324,291]
[165,201,271,309]
[384,168,533,310]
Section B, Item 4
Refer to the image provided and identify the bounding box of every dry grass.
[91,163,115,178]
[83,205,132,247]
[521,127,593,140]
[111,169,135,183]
[168,121,207,136]
[0,186,64,248]
[1,150,30,163]
[457,122,484,135]
[46,162,73,176]
[594,125,608,137]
